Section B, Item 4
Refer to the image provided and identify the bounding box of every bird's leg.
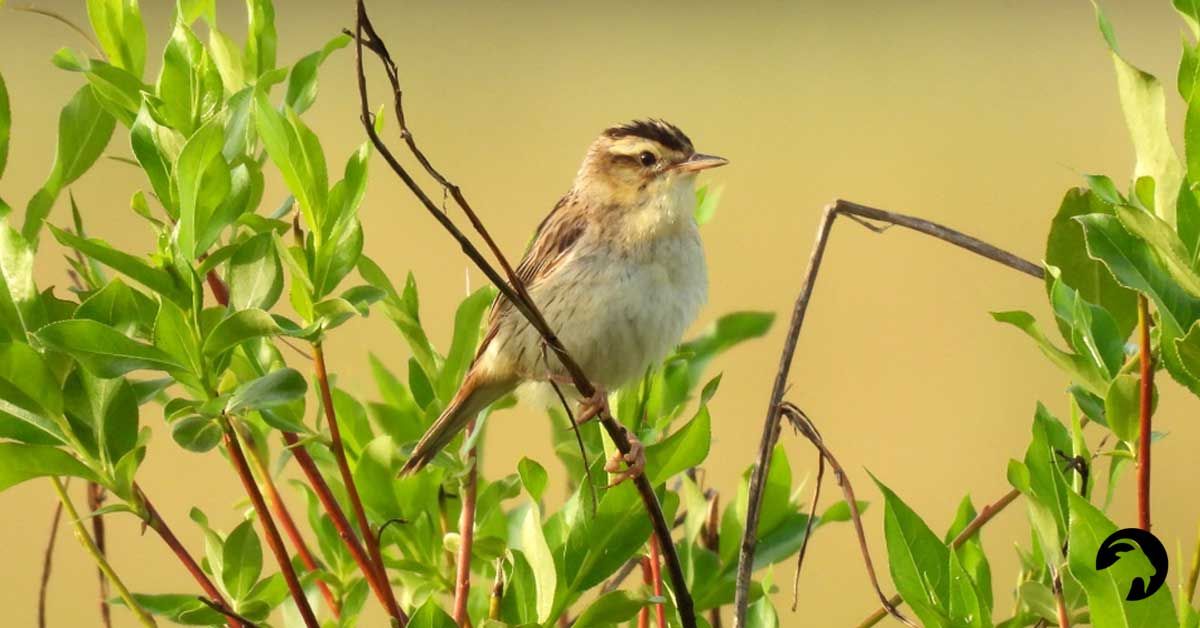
[605,427,646,487]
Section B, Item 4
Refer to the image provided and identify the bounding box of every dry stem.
[1137,295,1153,531]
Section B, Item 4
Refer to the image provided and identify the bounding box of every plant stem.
[649,536,666,628]
[1137,295,1153,531]
[638,557,652,628]
[702,495,722,628]
[1053,571,1070,628]
[854,488,1020,628]
[38,497,65,628]
[310,342,405,623]
[282,431,405,623]
[219,416,318,628]
[87,482,113,628]
[50,477,156,627]
[732,200,1042,627]
[242,435,340,618]
[453,420,479,625]
[138,489,240,628]
[489,566,504,620]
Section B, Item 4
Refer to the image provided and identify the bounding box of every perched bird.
[400,120,727,479]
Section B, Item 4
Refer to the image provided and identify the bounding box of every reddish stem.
[311,342,405,622]
[453,421,479,625]
[87,483,112,628]
[638,557,652,628]
[38,499,65,628]
[283,432,406,623]
[139,489,239,628]
[220,418,318,628]
[205,271,229,307]
[649,536,666,628]
[1137,295,1153,531]
[244,439,340,617]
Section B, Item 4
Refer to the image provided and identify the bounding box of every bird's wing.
[472,192,589,364]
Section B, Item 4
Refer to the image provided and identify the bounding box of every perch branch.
[732,199,1043,627]
[453,420,480,625]
[1137,295,1153,531]
[854,487,1020,627]
[219,416,318,628]
[353,3,695,625]
[777,403,915,627]
[50,477,155,627]
[37,492,65,628]
[310,341,405,623]
[242,434,340,618]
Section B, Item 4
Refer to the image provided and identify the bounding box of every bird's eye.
[639,151,657,167]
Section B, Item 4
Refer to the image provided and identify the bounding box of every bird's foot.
[605,428,645,487]
[575,387,610,425]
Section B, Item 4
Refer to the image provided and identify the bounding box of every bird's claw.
[576,388,610,425]
[605,430,645,487]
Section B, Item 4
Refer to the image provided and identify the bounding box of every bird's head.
[574,119,727,210]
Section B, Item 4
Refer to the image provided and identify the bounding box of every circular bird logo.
[1094,528,1169,601]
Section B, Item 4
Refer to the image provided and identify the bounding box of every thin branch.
[453,420,479,625]
[702,494,722,628]
[50,477,156,627]
[1053,571,1071,628]
[778,403,915,628]
[197,598,262,628]
[1137,295,1153,531]
[854,487,1020,627]
[648,536,667,628]
[38,493,65,628]
[791,435,824,612]
[87,482,113,628]
[638,557,653,628]
[311,342,405,624]
[242,432,340,618]
[10,5,104,57]
[138,489,241,628]
[353,3,695,625]
[219,416,318,628]
[732,200,1043,627]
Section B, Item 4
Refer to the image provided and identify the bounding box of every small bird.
[400,120,727,479]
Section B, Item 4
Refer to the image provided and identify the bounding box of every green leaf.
[644,404,711,485]
[874,476,960,627]
[171,415,221,452]
[22,86,115,242]
[520,502,557,623]
[202,308,281,358]
[991,310,1109,396]
[694,184,722,225]
[225,368,306,415]
[155,20,221,134]
[0,443,97,491]
[253,92,326,233]
[127,593,224,625]
[153,298,203,379]
[407,599,457,628]
[75,278,154,335]
[175,117,231,259]
[1104,374,1142,443]
[0,71,10,178]
[1046,187,1137,337]
[436,285,495,402]
[518,457,548,503]
[243,0,277,79]
[129,103,179,215]
[944,496,993,614]
[0,223,45,339]
[206,26,244,93]
[221,519,263,600]
[1095,4,1184,225]
[36,319,183,377]
[1045,265,1126,378]
[86,0,147,77]
[227,233,282,310]
[47,224,186,302]
[63,372,140,466]
[1067,491,1179,627]
[284,34,350,114]
[0,342,66,443]
[1115,203,1200,297]
[573,591,649,628]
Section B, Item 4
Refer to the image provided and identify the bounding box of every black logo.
[1094,528,1168,601]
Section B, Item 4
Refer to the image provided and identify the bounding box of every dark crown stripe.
[603,119,693,153]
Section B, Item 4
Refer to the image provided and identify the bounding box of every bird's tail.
[400,370,515,475]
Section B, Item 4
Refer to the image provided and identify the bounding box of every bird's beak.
[674,153,729,173]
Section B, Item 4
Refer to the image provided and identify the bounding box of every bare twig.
[311,342,405,623]
[38,495,65,628]
[10,5,104,57]
[220,416,318,628]
[353,3,695,625]
[87,482,112,628]
[778,403,915,628]
[854,487,1020,627]
[453,420,480,625]
[1137,295,1153,531]
[242,434,340,618]
[732,200,1043,627]
[791,434,824,612]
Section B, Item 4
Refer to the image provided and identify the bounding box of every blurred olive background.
[2,1,1199,626]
